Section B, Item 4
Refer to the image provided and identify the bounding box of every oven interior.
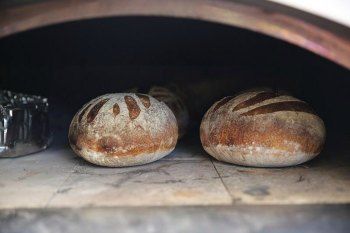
[0,16,350,212]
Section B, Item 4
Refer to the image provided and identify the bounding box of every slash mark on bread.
[78,104,92,123]
[136,93,151,108]
[233,91,281,111]
[212,96,234,112]
[87,99,109,123]
[241,101,314,116]
[113,103,120,116]
[125,96,141,120]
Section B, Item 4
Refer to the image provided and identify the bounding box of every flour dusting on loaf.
[200,88,326,167]
[128,85,189,138]
[148,86,189,138]
[69,93,178,167]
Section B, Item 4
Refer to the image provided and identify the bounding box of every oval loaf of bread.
[200,89,326,167]
[69,93,178,167]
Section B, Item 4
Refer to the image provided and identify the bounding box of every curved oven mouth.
[0,0,350,69]
[0,3,350,229]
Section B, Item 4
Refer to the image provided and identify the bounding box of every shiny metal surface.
[0,90,51,157]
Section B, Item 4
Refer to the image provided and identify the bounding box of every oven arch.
[1,0,350,68]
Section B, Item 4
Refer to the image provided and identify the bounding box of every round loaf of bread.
[148,86,189,138]
[200,89,326,167]
[68,93,178,167]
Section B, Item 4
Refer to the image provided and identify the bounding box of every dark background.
[0,16,349,133]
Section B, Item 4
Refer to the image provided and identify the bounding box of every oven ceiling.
[0,0,350,69]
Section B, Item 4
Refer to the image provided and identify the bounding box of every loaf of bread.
[69,93,178,167]
[200,89,326,167]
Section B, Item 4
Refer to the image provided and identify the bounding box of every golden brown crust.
[200,90,326,166]
[68,93,178,166]
[72,124,177,157]
[201,115,323,154]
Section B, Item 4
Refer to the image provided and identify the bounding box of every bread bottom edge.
[203,144,318,167]
[72,147,175,167]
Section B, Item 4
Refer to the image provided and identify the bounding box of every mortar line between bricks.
[210,158,233,204]
[45,162,78,207]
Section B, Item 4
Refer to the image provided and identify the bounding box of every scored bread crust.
[69,93,178,167]
[200,89,326,167]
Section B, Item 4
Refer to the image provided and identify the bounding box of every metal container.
[0,90,52,157]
